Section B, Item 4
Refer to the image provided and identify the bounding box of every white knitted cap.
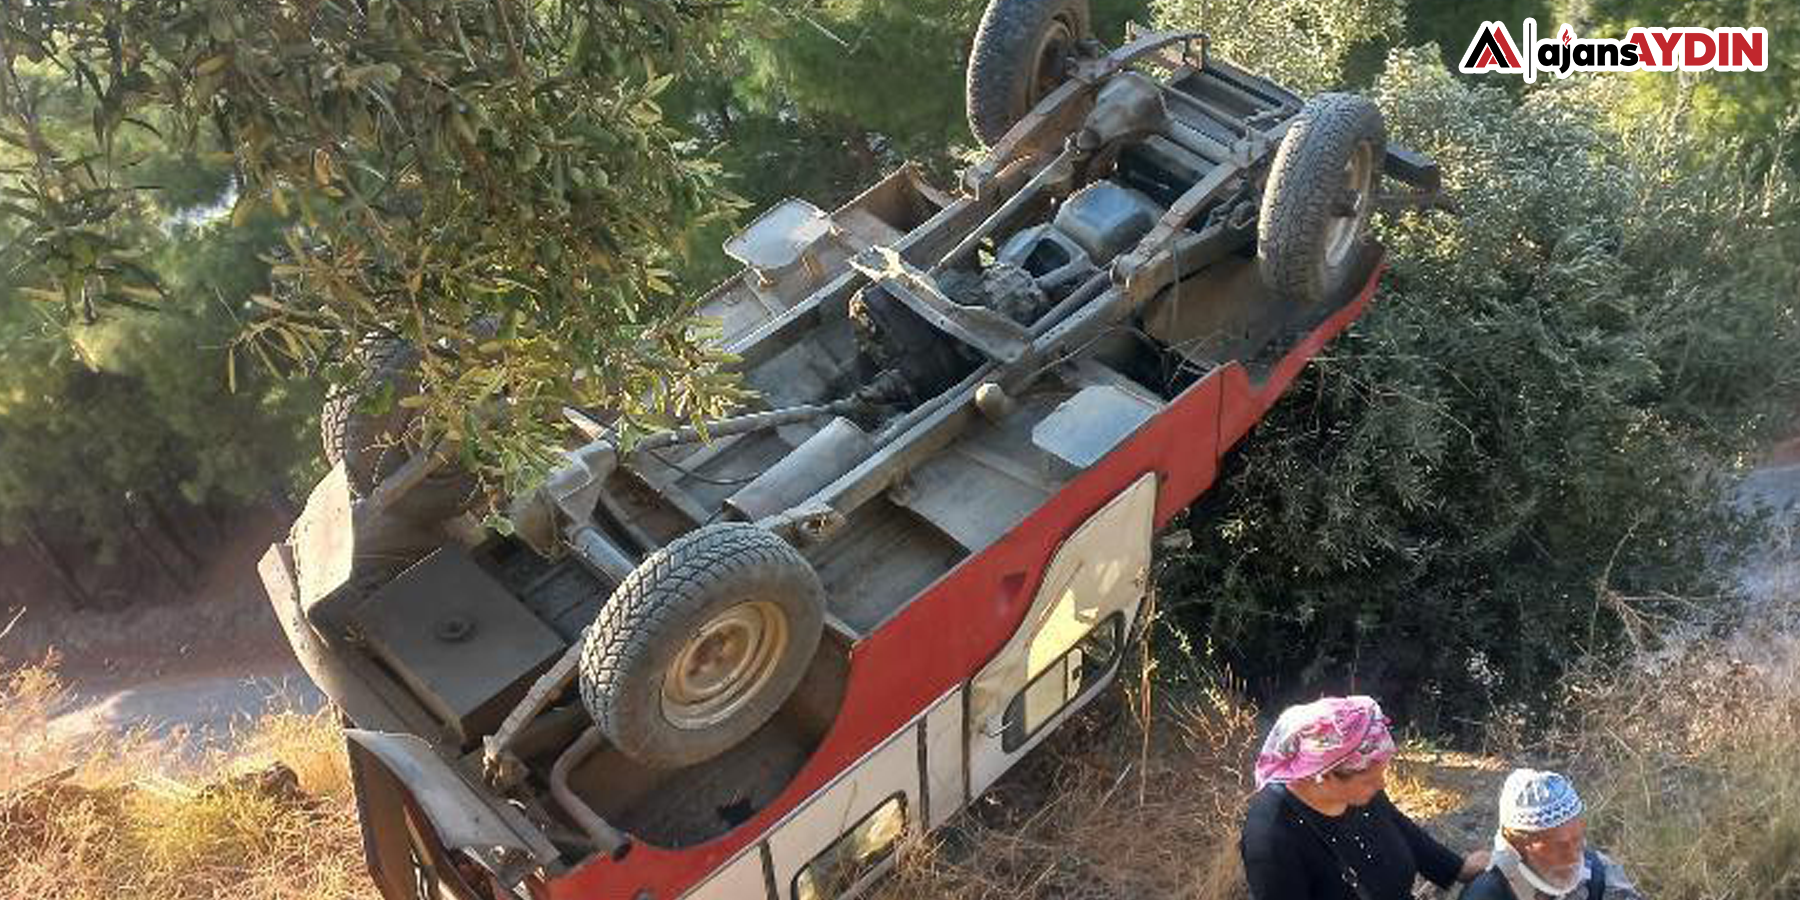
[1498,768,1584,832]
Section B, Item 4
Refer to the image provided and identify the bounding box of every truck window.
[1001,613,1123,752]
[792,793,908,900]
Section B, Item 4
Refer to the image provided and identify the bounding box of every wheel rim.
[1027,16,1077,109]
[661,600,790,731]
[1323,140,1376,270]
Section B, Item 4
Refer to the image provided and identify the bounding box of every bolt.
[975,382,1014,421]
[434,615,475,643]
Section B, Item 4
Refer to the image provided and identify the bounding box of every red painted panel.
[547,259,1384,900]
[1215,263,1384,452]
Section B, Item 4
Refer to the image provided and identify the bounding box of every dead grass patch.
[1385,753,1470,822]
[1561,631,1800,900]
[0,658,373,900]
[876,669,1261,900]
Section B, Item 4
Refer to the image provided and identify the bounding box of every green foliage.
[1,0,745,499]
[1155,32,1800,721]
[1587,0,1800,152]
[1152,0,1404,90]
[1402,0,1553,74]
[0,209,320,553]
[720,0,1150,159]
[0,32,316,551]
[731,0,983,157]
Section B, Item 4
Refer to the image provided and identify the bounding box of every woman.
[1240,696,1489,900]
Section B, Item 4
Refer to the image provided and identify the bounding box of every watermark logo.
[1460,19,1767,82]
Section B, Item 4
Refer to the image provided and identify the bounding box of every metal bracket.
[1121,21,1209,71]
[851,246,1032,364]
[1378,145,1454,213]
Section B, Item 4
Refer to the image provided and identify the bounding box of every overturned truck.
[260,4,1441,899]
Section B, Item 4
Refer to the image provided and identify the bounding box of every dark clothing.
[1461,867,1521,900]
[1240,786,1463,900]
[1461,850,1609,900]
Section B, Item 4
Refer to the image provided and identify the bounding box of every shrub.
[1146,26,1800,724]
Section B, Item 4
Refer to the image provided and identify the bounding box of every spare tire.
[1256,93,1386,305]
[321,339,423,497]
[579,524,826,768]
[966,0,1092,147]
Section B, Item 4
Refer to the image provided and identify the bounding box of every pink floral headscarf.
[1254,695,1396,789]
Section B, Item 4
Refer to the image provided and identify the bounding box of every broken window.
[792,793,908,900]
[1002,613,1123,752]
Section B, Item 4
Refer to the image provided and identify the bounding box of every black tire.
[578,524,826,769]
[1256,93,1386,305]
[321,339,422,497]
[966,0,1092,147]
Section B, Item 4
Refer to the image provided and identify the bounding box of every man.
[1462,768,1644,900]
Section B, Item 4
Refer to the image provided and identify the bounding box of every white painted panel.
[767,727,920,900]
[922,687,966,829]
[680,844,769,900]
[969,659,1124,799]
[967,473,1157,798]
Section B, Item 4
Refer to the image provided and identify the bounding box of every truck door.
[684,686,964,900]
[768,715,920,900]
[966,473,1157,798]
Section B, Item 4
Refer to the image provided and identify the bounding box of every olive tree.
[1152,0,1800,723]
[1,0,745,497]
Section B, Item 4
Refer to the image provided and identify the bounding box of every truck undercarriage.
[262,12,1439,900]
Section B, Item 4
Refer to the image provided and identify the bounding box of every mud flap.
[345,730,557,898]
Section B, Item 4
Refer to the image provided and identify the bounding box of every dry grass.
[1384,753,1473,822]
[0,654,70,790]
[1550,519,1800,900]
[0,658,374,900]
[876,667,1262,900]
[1561,632,1800,899]
[6,573,1794,900]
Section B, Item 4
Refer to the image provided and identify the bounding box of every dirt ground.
[1,506,321,759]
[1388,750,1509,854]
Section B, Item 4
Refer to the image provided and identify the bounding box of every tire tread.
[578,523,825,768]
[1257,93,1386,304]
[966,0,1091,147]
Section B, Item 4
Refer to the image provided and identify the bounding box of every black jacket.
[1460,851,1608,900]
[1240,786,1463,900]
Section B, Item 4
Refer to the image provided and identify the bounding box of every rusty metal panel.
[726,198,834,275]
[1030,385,1162,470]
[895,446,1050,553]
[358,548,565,744]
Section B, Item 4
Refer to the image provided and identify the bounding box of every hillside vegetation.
[5,566,1794,899]
[3,0,1798,897]
[1153,0,1799,724]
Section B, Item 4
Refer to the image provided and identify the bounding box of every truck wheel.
[1256,93,1386,305]
[579,524,826,769]
[321,339,422,497]
[966,0,1092,147]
